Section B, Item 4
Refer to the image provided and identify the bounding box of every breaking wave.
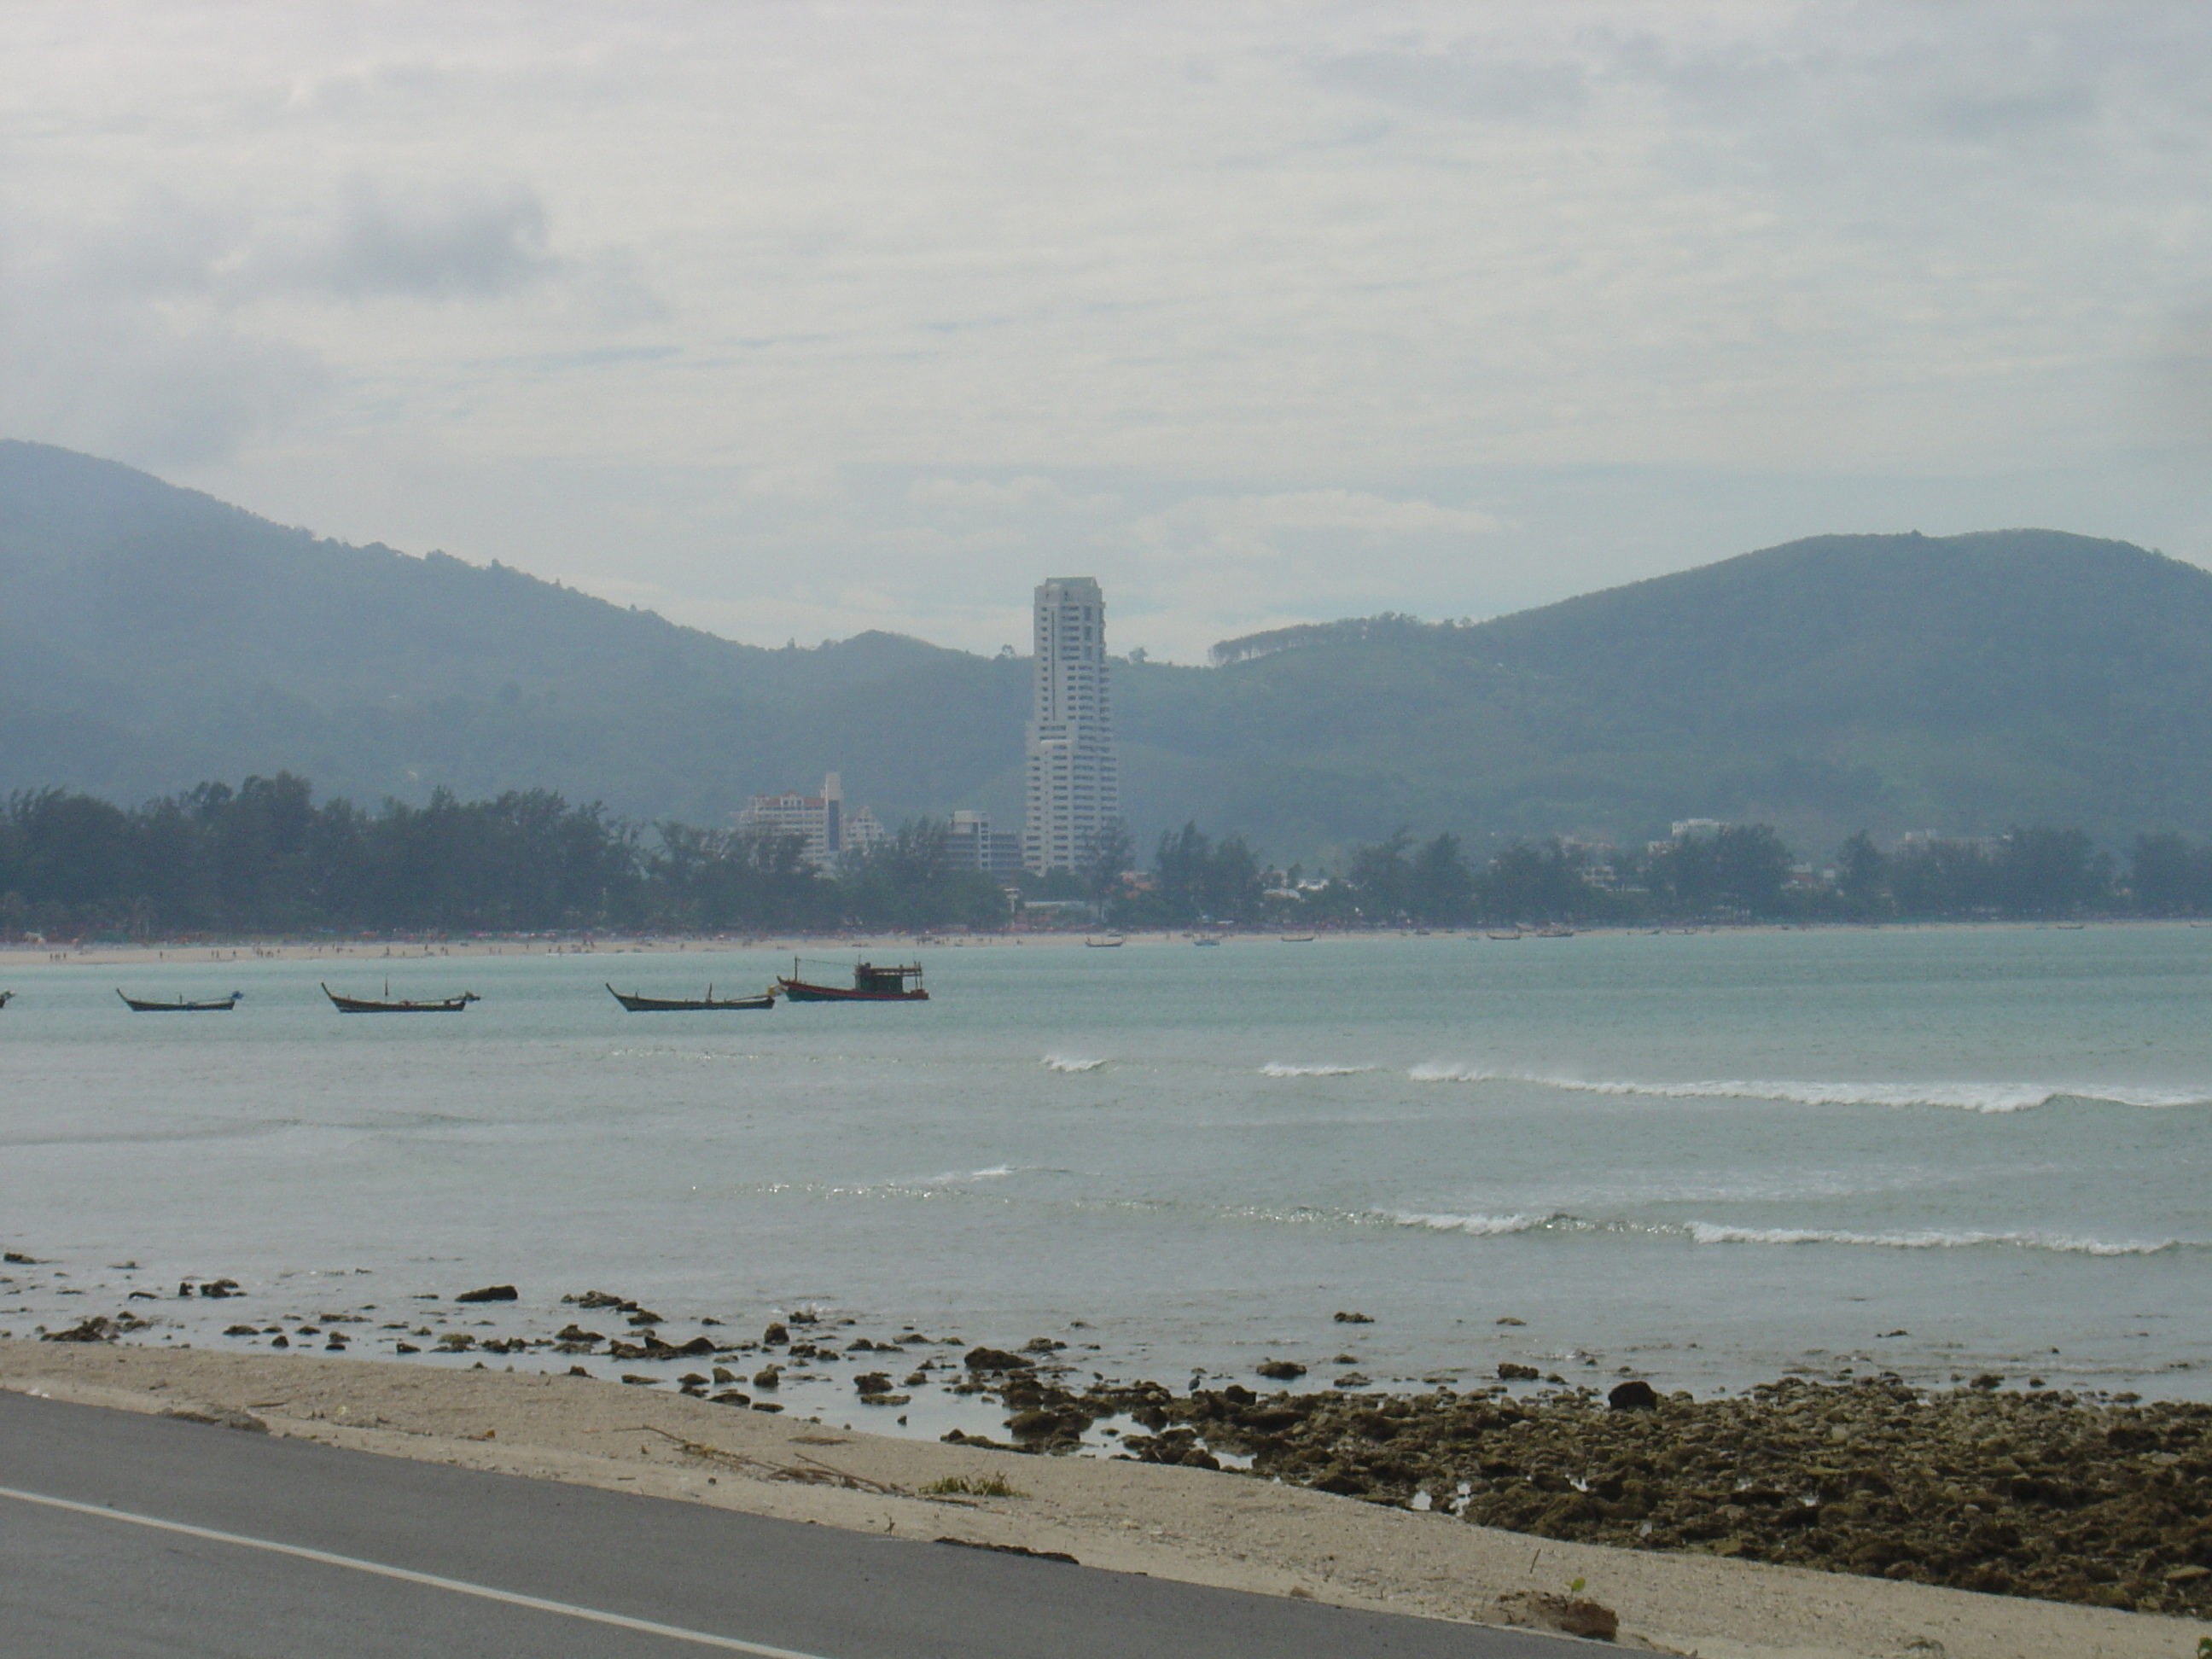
[1388,1210,1563,1237]
[1683,1222,2184,1256]
[1406,1065,2212,1115]
[1042,1054,1108,1074]
[1373,1209,2194,1256]
[1260,1062,1375,1078]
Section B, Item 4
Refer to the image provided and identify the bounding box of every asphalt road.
[0,1391,1586,1658]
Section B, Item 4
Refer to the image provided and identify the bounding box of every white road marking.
[0,1482,836,1657]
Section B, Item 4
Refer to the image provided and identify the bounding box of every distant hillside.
[7,439,2210,856]
[0,441,1029,828]
[1147,529,2212,851]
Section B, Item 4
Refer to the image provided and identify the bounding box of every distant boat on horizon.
[606,982,775,1011]
[1279,934,1315,943]
[323,981,480,1014]
[1085,936,1124,948]
[117,988,242,1011]
[777,958,928,1002]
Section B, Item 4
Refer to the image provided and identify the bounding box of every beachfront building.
[1023,577,1118,874]
[948,811,1026,882]
[734,771,887,867]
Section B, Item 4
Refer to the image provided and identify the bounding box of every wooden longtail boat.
[776,958,928,1002]
[1084,936,1124,948]
[322,981,479,1014]
[117,989,242,1011]
[605,982,775,1011]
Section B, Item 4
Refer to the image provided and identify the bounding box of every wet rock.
[678,1372,709,1386]
[626,1309,664,1326]
[712,1366,737,1384]
[1497,1362,1541,1381]
[197,1278,241,1298]
[3,1251,38,1264]
[270,1335,289,1348]
[1256,1359,1307,1381]
[1493,1592,1619,1641]
[555,1324,603,1344]
[1333,1311,1374,1324]
[438,1333,475,1352]
[763,1322,789,1346]
[566,1290,628,1309]
[41,1318,115,1343]
[620,1374,660,1386]
[394,1342,420,1353]
[712,1391,752,1406]
[455,1284,519,1303]
[1609,1379,1660,1411]
[854,1371,894,1394]
[1021,1337,1067,1353]
[223,1324,259,1336]
[1495,1316,1526,1326]
[160,1407,268,1434]
[964,1346,1035,1373]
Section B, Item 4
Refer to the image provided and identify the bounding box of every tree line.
[0,775,1009,938]
[1108,820,2212,926]
[9,775,2209,938]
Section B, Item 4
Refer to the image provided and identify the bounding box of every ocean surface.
[3,928,2209,1425]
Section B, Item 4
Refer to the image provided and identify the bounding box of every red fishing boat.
[775,958,928,1002]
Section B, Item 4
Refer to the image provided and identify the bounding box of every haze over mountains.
[6,439,2209,860]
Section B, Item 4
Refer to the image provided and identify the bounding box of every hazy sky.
[7,2,2210,660]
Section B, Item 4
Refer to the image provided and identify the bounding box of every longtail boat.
[776,958,928,1002]
[605,982,775,1011]
[118,989,242,1011]
[323,981,479,1014]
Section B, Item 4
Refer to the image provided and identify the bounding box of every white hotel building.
[1023,577,1118,874]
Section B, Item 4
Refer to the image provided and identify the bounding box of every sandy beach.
[3,1341,2202,1658]
[4,917,2189,974]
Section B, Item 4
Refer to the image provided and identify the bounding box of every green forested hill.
[1144,528,2212,851]
[0,441,1029,829]
[6,439,2209,857]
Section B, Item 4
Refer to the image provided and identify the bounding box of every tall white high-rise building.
[1024,577,1117,873]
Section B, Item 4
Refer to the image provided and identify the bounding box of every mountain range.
[6,439,2209,859]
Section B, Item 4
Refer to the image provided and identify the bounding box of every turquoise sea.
[3,928,2208,1413]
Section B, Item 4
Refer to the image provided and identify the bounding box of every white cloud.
[6,2,2212,645]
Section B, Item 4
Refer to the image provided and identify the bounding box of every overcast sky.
[6,2,2210,660]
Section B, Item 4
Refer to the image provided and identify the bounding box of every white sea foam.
[1388,1209,1557,1237]
[1375,1208,2194,1257]
[1042,1054,1108,1073]
[1260,1062,1375,1078]
[1684,1221,2185,1256]
[1406,1065,2211,1115]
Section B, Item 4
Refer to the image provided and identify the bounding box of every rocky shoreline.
[30,1268,2210,1626]
[988,1363,2212,1621]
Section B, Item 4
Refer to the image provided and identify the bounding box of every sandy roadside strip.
[7,917,2176,971]
[4,1344,2199,1658]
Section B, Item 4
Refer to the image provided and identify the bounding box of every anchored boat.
[776,958,928,1002]
[323,981,480,1014]
[605,982,775,1011]
[117,989,242,1011]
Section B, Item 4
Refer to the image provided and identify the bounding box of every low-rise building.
[947,811,1026,882]
[735,772,887,867]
